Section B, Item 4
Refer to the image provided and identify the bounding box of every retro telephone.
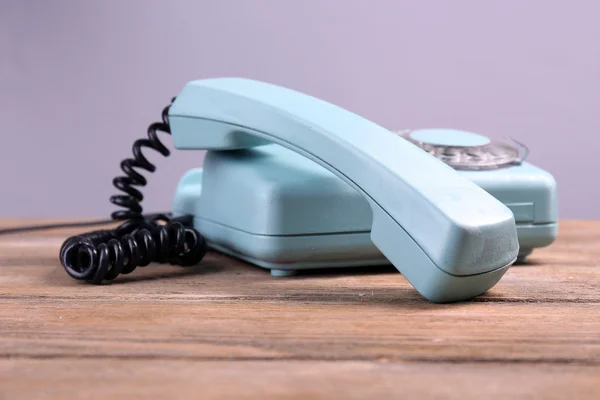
[56,77,558,303]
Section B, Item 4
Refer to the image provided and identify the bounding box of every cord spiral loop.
[59,99,208,284]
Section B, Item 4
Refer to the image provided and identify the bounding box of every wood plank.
[1,360,599,400]
[1,297,599,363]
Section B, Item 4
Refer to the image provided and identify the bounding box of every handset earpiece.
[168,78,519,303]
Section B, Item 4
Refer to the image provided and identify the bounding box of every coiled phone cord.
[58,99,208,284]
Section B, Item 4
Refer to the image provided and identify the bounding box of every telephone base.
[173,145,557,275]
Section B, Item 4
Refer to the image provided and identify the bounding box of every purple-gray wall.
[1,0,598,218]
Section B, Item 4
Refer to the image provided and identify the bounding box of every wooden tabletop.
[0,219,599,399]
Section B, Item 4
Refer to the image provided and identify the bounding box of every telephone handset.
[167,78,519,303]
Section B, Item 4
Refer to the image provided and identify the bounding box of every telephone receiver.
[168,78,520,303]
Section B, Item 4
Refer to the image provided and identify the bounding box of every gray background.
[1,0,598,218]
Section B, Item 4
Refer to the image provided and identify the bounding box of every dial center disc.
[409,129,491,147]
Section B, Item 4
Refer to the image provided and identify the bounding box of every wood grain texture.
[0,219,599,399]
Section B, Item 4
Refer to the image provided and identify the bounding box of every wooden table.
[0,219,599,399]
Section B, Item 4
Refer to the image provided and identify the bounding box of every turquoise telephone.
[58,77,558,303]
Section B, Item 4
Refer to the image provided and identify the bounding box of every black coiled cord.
[59,99,207,284]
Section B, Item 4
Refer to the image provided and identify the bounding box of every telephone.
[57,77,557,304]
[173,131,558,273]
